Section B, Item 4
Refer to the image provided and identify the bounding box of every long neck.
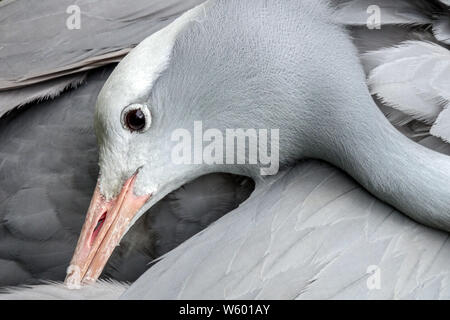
[311,94,450,232]
[156,0,450,231]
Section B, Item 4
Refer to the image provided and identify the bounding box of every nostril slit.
[94,213,106,232]
[90,212,107,245]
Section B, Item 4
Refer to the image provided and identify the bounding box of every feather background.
[336,0,450,145]
[1,0,450,299]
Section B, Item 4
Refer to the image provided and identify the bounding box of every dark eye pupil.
[125,109,146,131]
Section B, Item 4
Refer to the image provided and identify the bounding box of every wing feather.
[334,0,431,26]
[363,41,450,129]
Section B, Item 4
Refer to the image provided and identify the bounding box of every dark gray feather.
[0,66,254,287]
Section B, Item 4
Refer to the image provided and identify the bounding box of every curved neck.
[153,0,450,232]
[315,98,450,232]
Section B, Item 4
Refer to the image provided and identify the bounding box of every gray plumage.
[0,73,87,118]
[88,0,450,233]
[104,173,253,282]
[1,0,450,299]
[333,0,434,26]
[0,0,255,288]
[123,160,450,299]
[98,0,450,299]
[0,0,205,116]
[0,66,253,287]
[0,68,107,287]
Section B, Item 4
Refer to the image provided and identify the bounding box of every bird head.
[65,1,285,287]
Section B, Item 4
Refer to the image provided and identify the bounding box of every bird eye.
[126,109,145,131]
[121,103,151,133]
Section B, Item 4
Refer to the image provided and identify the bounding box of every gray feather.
[103,174,253,282]
[430,103,450,143]
[333,0,432,26]
[0,67,109,287]
[363,41,450,125]
[0,0,205,90]
[0,67,253,287]
[433,17,450,45]
[123,160,450,300]
[0,73,87,118]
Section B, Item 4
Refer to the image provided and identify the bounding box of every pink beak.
[64,173,150,288]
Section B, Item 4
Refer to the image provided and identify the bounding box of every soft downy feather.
[362,41,450,140]
[336,0,450,144]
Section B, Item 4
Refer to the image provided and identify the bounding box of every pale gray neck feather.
[144,0,450,231]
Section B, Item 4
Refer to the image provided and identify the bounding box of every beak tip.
[66,174,151,286]
[64,265,82,290]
